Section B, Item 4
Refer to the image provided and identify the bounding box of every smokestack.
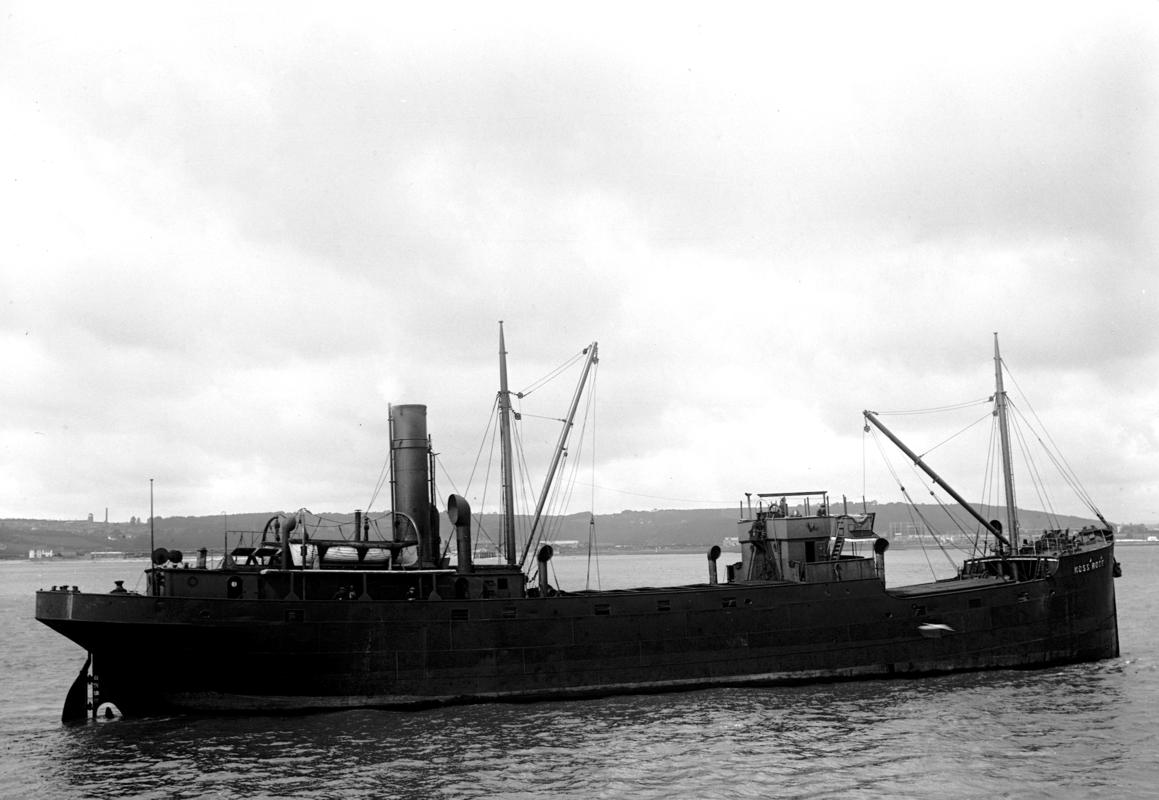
[391,405,439,566]
[353,509,362,543]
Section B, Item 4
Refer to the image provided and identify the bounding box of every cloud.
[1,3,1157,524]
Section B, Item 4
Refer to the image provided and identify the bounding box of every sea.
[2,547,1156,800]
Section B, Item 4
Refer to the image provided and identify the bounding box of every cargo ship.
[36,331,1120,720]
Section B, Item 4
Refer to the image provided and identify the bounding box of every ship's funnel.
[391,404,440,566]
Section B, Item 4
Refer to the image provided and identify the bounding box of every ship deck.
[888,575,1007,597]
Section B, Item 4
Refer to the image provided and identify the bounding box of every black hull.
[36,546,1118,717]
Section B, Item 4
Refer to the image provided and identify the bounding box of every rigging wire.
[862,418,868,511]
[917,410,995,460]
[518,411,570,424]
[1010,396,1057,524]
[865,401,1009,562]
[1008,400,1060,530]
[517,350,585,398]
[475,413,500,556]
[570,484,732,506]
[541,554,562,596]
[366,443,392,512]
[455,399,502,557]
[1040,424,1102,518]
[433,454,471,564]
[587,365,600,591]
[1002,364,1103,519]
[511,344,599,573]
[926,489,977,558]
[464,396,500,495]
[873,398,992,416]
[520,359,599,576]
[975,417,1001,555]
[872,429,944,577]
[524,450,570,570]
[539,380,597,583]
[867,427,971,576]
[511,414,538,563]
[867,354,1101,566]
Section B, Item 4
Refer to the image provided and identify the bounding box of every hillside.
[2,502,1104,559]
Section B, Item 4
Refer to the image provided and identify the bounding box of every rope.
[917,410,994,460]
[868,428,974,577]
[366,440,392,512]
[1009,402,1059,530]
[519,360,600,574]
[874,398,992,416]
[587,366,601,591]
[517,350,585,398]
[1002,363,1104,519]
[975,419,1000,555]
[573,484,733,506]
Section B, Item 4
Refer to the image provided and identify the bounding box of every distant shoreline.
[8,537,1158,564]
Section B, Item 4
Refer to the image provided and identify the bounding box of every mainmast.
[498,322,517,566]
[993,333,1019,549]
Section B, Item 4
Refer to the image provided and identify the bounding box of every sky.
[2,2,1157,526]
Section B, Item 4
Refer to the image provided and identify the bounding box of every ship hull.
[35,545,1118,717]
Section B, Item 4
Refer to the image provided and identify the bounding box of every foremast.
[993,333,1019,548]
[864,334,1028,555]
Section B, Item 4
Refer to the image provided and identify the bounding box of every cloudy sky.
[2,2,1157,527]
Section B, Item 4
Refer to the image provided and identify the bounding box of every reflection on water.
[26,664,1142,800]
[4,551,1156,799]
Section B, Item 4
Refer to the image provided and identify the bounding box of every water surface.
[3,548,1154,799]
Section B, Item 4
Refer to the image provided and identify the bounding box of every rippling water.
[3,549,1156,799]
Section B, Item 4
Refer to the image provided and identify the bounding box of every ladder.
[831,516,849,559]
